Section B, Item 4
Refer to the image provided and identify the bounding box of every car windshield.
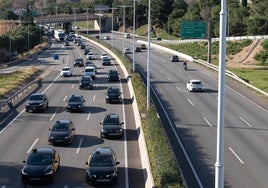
[29,95,43,101]
[109,70,118,75]
[69,96,82,102]
[192,81,201,84]
[90,155,114,166]
[52,122,70,131]
[103,116,120,125]
[81,77,91,82]
[62,68,70,71]
[27,154,52,165]
[85,68,94,73]
[108,88,120,94]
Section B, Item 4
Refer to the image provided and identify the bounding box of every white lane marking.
[160,70,163,74]
[176,86,181,92]
[64,185,68,188]
[167,77,171,81]
[187,98,194,106]
[0,110,24,134]
[71,84,75,89]
[0,112,13,128]
[203,117,212,127]
[49,112,56,121]
[239,116,253,128]
[87,111,91,120]
[93,95,96,102]
[27,138,39,153]
[63,95,68,102]
[76,138,83,154]
[228,147,244,164]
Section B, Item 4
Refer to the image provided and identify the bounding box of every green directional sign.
[181,21,207,39]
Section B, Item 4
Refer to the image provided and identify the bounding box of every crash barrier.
[0,77,41,117]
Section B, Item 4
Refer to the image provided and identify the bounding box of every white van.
[84,66,96,79]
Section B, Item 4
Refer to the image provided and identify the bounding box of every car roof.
[30,93,44,96]
[93,147,114,155]
[85,66,95,69]
[190,79,201,82]
[31,147,55,154]
[55,119,72,124]
[108,86,119,90]
[105,113,119,119]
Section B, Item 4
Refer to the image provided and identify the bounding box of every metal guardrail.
[0,77,41,116]
[194,59,268,97]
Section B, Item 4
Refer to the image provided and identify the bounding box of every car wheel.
[25,109,29,112]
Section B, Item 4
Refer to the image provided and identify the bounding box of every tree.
[151,0,173,28]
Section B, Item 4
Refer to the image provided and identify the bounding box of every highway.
[0,37,146,187]
[103,33,268,188]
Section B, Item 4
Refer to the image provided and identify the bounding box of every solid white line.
[76,138,83,154]
[228,147,244,164]
[87,111,91,120]
[239,116,253,128]
[49,112,56,121]
[187,98,194,106]
[203,117,212,127]
[27,138,39,153]
[0,110,24,134]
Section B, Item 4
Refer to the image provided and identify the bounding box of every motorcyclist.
[183,61,188,70]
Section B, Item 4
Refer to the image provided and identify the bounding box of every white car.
[104,35,110,40]
[186,80,203,92]
[86,52,95,60]
[60,67,72,77]
[124,48,131,54]
[100,53,108,60]
[83,66,96,79]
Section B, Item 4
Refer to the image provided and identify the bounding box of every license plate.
[97,179,109,182]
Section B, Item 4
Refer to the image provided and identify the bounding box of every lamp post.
[147,0,151,110]
[28,25,30,51]
[110,7,119,48]
[9,36,12,63]
[215,0,227,187]
[86,8,89,36]
[132,0,136,72]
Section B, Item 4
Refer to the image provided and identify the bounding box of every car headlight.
[106,170,116,178]
[101,129,107,133]
[44,169,53,175]
[21,167,28,175]
[39,102,44,106]
[65,133,72,139]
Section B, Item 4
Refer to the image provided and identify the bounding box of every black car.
[25,93,49,112]
[21,147,60,184]
[80,43,86,49]
[85,147,119,185]
[48,120,75,145]
[100,114,124,138]
[66,94,85,112]
[102,56,111,66]
[108,69,120,81]
[74,58,84,67]
[171,55,179,62]
[79,75,93,90]
[135,46,141,52]
[84,48,90,55]
[105,86,122,103]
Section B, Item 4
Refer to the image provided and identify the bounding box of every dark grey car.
[48,120,75,145]
[25,93,49,112]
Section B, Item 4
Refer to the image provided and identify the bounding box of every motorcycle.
[183,62,188,70]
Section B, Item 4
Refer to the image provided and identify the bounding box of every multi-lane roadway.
[0,37,146,187]
[104,33,268,188]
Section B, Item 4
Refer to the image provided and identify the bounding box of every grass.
[0,67,38,98]
[229,68,268,92]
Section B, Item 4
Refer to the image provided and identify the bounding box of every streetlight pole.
[132,0,136,72]
[147,0,151,110]
[86,8,89,36]
[215,0,227,187]
[110,8,119,48]
[9,36,12,63]
[28,25,30,51]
